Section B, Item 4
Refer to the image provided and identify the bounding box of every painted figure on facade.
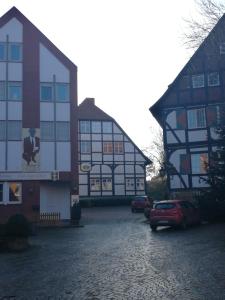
[22,128,40,166]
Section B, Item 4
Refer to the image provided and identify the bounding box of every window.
[40,84,53,102]
[80,141,91,154]
[40,122,55,141]
[90,178,101,191]
[103,142,113,154]
[0,43,6,61]
[0,182,22,205]
[56,122,70,141]
[0,121,6,140]
[114,141,123,154]
[126,178,135,190]
[102,178,112,191]
[8,82,22,101]
[9,183,22,203]
[155,203,176,210]
[0,183,3,202]
[55,83,69,102]
[179,75,190,89]
[103,122,112,133]
[80,121,90,133]
[92,121,101,133]
[8,43,22,61]
[188,108,206,129]
[136,178,144,190]
[191,153,208,174]
[208,72,220,86]
[192,74,204,88]
[0,82,6,100]
[8,121,22,140]
[220,42,225,54]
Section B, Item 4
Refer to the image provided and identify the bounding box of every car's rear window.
[135,197,146,201]
[155,203,176,209]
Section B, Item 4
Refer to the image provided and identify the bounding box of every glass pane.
[41,84,53,101]
[9,44,22,61]
[0,121,6,140]
[92,121,101,133]
[0,43,6,61]
[0,82,6,100]
[55,83,69,102]
[103,122,112,133]
[192,74,204,88]
[80,141,91,153]
[90,178,101,191]
[102,178,112,190]
[0,183,3,202]
[8,83,22,101]
[80,121,90,133]
[208,72,220,86]
[197,109,206,127]
[56,122,70,141]
[9,182,21,202]
[40,122,55,141]
[8,121,22,140]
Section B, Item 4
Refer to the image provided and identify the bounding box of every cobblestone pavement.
[1,206,225,300]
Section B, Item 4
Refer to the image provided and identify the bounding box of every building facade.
[150,15,225,200]
[0,7,149,223]
[78,98,150,200]
[0,7,78,223]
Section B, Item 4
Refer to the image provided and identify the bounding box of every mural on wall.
[22,128,40,171]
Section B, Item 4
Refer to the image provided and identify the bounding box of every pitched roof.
[78,98,151,165]
[78,98,113,120]
[149,13,225,125]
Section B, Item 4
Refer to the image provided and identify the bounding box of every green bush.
[5,214,30,238]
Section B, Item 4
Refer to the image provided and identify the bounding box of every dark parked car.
[131,196,151,213]
[150,200,200,231]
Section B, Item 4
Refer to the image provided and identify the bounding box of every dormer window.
[208,72,220,86]
[192,74,204,88]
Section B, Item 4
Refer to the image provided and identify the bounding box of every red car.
[150,200,200,231]
[131,196,151,213]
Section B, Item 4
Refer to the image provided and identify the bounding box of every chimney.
[84,98,95,105]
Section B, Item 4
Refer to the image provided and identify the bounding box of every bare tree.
[143,127,165,179]
[182,0,225,50]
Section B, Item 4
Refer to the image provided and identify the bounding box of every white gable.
[0,18,23,42]
[40,43,69,82]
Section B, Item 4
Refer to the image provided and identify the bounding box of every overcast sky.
[1,0,197,150]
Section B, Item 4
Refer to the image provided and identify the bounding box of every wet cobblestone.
[1,206,225,300]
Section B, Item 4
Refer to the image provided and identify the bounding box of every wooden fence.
[39,212,61,227]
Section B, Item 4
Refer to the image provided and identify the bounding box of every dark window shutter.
[206,106,217,126]
[180,154,190,174]
[176,109,187,129]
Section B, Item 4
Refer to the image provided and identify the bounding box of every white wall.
[40,183,70,220]
[0,18,23,42]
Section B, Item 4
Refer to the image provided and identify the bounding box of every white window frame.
[220,42,225,54]
[8,82,22,101]
[126,178,135,190]
[207,72,220,87]
[80,121,90,133]
[191,153,208,174]
[136,178,144,190]
[192,74,205,88]
[103,142,113,154]
[80,141,91,154]
[0,182,22,205]
[90,178,101,191]
[102,178,112,191]
[187,108,206,129]
[114,141,124,154]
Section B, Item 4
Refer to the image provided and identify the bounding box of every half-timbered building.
[78,98,150,202]
[150,15,225,200]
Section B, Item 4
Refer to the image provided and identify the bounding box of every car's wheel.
[150,225,157,232]
[181,218,187,230]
